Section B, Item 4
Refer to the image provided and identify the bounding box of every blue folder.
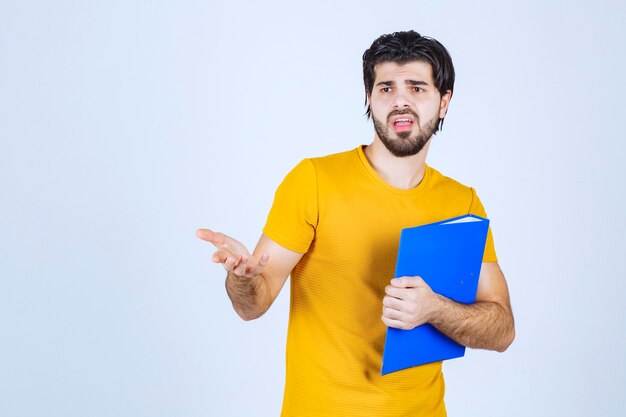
[381,214,490,375]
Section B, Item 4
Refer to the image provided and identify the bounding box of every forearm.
[225,272,272,321]
[430,296,515,352]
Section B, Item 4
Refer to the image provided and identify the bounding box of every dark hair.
[362,30,455,131]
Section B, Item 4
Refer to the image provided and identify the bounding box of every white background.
[1,1,625,416]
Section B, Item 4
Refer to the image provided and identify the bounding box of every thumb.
[196,228,226,246]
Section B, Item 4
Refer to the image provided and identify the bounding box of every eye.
[413,87,423,93]
[382,87,392,93]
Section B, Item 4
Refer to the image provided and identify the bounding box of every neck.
[363,137,430,190]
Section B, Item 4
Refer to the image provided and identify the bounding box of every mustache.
[387,108,420,123]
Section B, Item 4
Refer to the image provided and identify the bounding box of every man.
[198,31,514,416]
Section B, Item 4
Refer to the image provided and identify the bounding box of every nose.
[392,90,410,109]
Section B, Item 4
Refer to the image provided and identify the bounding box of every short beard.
[373,109,439,157]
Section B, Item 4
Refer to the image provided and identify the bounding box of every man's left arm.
[382,262,515,352]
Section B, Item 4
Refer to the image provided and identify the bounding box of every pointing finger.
[211,249,241,273]
[211,248,232,263]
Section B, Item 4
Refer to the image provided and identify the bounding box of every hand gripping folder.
[381,214,490,375]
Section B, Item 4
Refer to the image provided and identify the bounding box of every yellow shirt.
[263,146,497,417]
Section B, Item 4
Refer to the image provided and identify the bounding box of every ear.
[439,89,452,119]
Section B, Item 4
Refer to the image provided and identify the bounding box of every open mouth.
[392,117,414,132]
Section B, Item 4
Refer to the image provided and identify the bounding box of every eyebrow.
[406,80,429,86]
[375,80,430,87]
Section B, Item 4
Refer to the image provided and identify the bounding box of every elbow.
[495,326,516,353]
[494,304,516,352]
[238,311,263,321]
[234,305,268,321]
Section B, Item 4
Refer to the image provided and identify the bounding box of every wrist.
[427,292,446,325]
[227,270,247,282]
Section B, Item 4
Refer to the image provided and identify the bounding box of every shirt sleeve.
[262,159,318,254]
[468,187,498,263]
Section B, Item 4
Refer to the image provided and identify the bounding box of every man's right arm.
[197,230,303,320]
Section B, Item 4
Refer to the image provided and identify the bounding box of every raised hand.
[196,229,269,278]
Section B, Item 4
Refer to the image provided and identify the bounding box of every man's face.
[368,61,451,157]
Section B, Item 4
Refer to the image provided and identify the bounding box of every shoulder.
[426,166,483,213]
[308,148,360,171]
[276,148,358,190]
[281,148,361,185]
[428,166,474,194]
